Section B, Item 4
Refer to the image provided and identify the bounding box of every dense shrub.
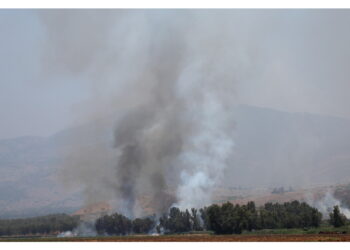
[329,205,348,227]
[205,201,258,234]
[0,214,79,236]
[95,213,132,235]
[258,200,322,229]
[132,217,155,234]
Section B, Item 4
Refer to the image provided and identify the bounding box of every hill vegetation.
[0,201,348,237]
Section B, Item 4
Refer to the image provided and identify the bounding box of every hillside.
[224,105,350,188]
[1,105,350,218]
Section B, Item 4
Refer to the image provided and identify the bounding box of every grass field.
[2,226,350,242]
[1,234,350,242]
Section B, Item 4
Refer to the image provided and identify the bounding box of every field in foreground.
[2,233,350,242]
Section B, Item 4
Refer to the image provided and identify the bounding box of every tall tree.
[329,205,347,227]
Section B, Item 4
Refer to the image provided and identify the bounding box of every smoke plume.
[37,10,261,217]
[307,191,350,218]
[35,9,350,218]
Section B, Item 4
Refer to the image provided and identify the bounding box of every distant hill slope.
[0,135,82,218]
[223,105,350,188]
[0,105,350,218]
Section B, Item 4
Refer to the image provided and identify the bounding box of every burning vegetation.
[1,200,349,237]
[21,9,350,241]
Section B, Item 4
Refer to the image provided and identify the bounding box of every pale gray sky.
[0,10,89,139]
[1,9,350,139]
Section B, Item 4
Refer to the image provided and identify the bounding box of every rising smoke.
[38,10,249,217]
[307,191,350,218]
[37,10,350,218]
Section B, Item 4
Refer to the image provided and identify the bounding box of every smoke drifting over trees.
[38,10,242,217]
[36,10,350,218]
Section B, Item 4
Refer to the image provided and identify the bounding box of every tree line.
[0,200,348,236]
[0,214,79,236]
[95,213,155,235]
[94,200,348,235]
[157,200,324,234]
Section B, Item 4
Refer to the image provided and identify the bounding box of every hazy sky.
[0,10,89,139]
[1,9,350,139]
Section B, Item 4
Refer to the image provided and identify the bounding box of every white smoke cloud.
[307,191,350,218]
[57,231,75,238]
[57,221,97,237]
[175,91,235,209]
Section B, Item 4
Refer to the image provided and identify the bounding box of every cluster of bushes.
[95,213,155,235]
[258,201,322,229]
[329,205,348,227]
[156,201,323,234]
[94,208,203,235]
[157,207,202,233]
[202,201,259,234]
[0,214,79,236]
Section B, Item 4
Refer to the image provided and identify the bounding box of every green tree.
[158,207,192,234]
[329,205,347,227]
[190,208,202,231]
[246,201,258,231]
[95,213,132,235]
[206,204,222,233]
[132,217,155,234]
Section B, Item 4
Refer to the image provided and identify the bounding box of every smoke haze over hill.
[2,105,350,218]
[1,10,350,218]
[39,10,242,217]
[36,10,350,217]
